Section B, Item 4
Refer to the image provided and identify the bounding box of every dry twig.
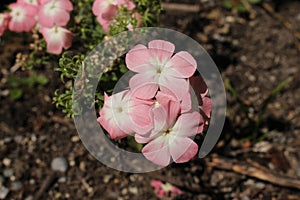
[206,156,300,190]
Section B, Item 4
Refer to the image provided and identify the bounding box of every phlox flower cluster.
[92,0,141,33]
[0,0,141,54]
[97,40,212,166]
[0,0,73,54]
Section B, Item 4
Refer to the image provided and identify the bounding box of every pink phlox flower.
[139,92,201,166]
[8,2,38,32]
[92,0,136,33]
[38,0,73,28]
[97,90,155,139]
[150,180,183,199]
[125,40,197,104]
[0,13,10,36]
[40,25,73,54]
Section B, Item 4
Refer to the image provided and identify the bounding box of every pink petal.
[151,106,167,134]
[172,111,201,137]
[92,0,104,16]
[201,96,212,118]
[129,98,154,135]
[57,0,73,11]
[159,76,190,106]
[129,73,158,99]
[148,40,175,60]
[101,5,118,20]
[155,92,180,127]
[125,47,152,72]
[169,137,198,163]
[97,16,112,33]
[52,10,70,27]
[142,136,170,166]
[62,29,73,49]
[167,51,197,78]
[97,116,128,139]
[38,10,53,27]
[159,85,192,113]
[135,134,152,144]
[150,180,163,188]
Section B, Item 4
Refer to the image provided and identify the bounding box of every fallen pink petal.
[150,180,183,199]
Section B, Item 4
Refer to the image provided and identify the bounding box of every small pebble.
[2,158,11,167]
[14,136,23,144]
[103,175,112,184]
[58,177,67,183]
[0,186,9,199]
[25,196,33,200]
[3,138,12,143]
[51,157,68,172]
[128,187,138,195]
[3,168,13,178]
[121,188,127,195]
[296,13,300,21]
[11,181,22,191]
[71,136,80,143]
[79,161,86,172]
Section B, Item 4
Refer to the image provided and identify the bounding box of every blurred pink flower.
[140,93,201,166]
[0,13,10,36]
[8,2,38,32]
[92,0,136,33]
[125,40,197,102]
[151,180,183,198]
[38,0,73,28]
[40,25,73,54]
[97,90,155,139]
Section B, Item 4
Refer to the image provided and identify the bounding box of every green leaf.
[10,88,23,100]
[36,75,49,85]
[248,0,262,4]
[127,135,143,152]
[222,0,233,9]
[236,4,248,12]
[7,76,20,88]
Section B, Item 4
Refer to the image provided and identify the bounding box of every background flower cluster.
[0,0,141,54]
[98,40,212,166]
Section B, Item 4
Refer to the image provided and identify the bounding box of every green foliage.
[57,52,85,82]
[222,0,263,12]
[7,72,49,100]
[127,135,143,152]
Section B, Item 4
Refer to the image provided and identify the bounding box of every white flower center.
[44,1,60,16]
[103,0,117,8]
[11,7,25,22]
[150,57,170,77]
